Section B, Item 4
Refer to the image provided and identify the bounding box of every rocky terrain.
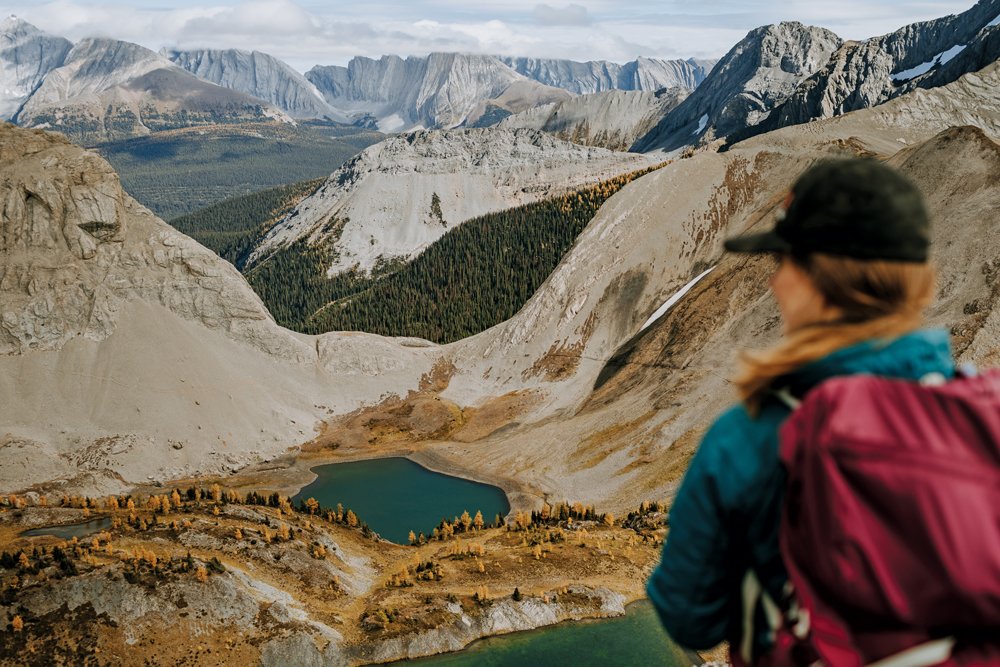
[634,21,843,152]
[499,88,689,151]
[498,56,716,94]
[247,127,656,275]
[164,48,346,121]
[0,16,71,120]
[726,0,1000,146]
[305,53,570,131]
[14,36,290,145]
[0,491,662,666]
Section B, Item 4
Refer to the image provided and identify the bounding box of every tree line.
[247,162,669,343]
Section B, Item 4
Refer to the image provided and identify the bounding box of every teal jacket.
[647,329,955,652]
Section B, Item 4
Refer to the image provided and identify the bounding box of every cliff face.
[634,22,842,152]
[499,88,689,151]
[247,127,655,275]
[498,56,716,94]
[15,37,291,144]
[727,0,1000,145]
[0,16,71,120]
[164,48,345,120]
[305,53,570,131]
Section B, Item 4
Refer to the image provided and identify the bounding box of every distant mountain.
[164,47,347,121]
[499,88,689,151]
[726,0,1000,146]
[634,22,842,152]
[247,128,656,275]
[0,16,71,120]
[15,36,291,145]
[305,53,571,131]
[498,56,716,94]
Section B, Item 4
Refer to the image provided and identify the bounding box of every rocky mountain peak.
[1,14,35,35]
[0,16,72,120]
[164,47,344,120]
[724,0,1000,146]
[633,20,842,151]
[306,52,566,131]
[498,55,716,94]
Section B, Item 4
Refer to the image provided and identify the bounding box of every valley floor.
[0,490,667,666]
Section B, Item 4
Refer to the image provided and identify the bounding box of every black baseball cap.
[723,157,930,262]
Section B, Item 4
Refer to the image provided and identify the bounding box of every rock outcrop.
[305,53,570,131]
[164,48,346,121]
[726,0,1000,146]
[0,16,71,120]
[499,88,689,151]
[15,38,291,145]
[498,56,716,94]
[247,128,656,275]
[633,22,842,152]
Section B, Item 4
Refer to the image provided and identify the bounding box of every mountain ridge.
[164,47,347,121]
[246,127,656,275]
[0,15,71,120]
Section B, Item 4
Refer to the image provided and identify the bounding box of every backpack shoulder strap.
[771,387,801,411]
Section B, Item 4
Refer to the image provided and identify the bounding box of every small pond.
[292,457,510,544]
[399,600,691,666]
[21,517,113,540]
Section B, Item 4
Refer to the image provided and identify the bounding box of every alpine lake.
[292,457,689,666]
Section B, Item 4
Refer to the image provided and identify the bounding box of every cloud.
[0,0,980,72]
[180,0,321,39]
[533,3,590,26]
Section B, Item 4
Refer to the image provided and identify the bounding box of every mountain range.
[11,34,291,145]
[0,16,722,142]
[2,55,998,502]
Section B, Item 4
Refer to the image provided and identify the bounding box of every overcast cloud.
[0,0,980,72]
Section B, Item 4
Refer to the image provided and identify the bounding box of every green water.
[292,457,510,544]
[21,517,113,540]
[400,600,691,667]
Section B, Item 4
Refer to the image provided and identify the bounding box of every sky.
[0,0,980,72]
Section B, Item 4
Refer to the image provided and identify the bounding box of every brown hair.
[735,253,936,415]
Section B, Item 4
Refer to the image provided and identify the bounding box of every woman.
[646,157,951,662]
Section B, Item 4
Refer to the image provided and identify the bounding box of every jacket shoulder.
[691,402,788,512]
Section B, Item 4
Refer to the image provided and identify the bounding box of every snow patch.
[692,113,708,136]
[639,266,715,333]
[892,44,967,83]
[988,13,1000,27]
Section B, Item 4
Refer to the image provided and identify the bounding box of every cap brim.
[723,229,791,254]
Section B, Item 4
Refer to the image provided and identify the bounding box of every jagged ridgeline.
[243,163,666,343]
[98,122,382,220]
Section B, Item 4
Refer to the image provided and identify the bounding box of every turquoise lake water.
[292,457,510,544]
[400,600,691,667]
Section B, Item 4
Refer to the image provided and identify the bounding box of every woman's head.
[722,157,936,412]
[724,157,931,262]
[771,252,936,335]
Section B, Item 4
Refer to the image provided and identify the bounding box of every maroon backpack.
[770,369,1000,666]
